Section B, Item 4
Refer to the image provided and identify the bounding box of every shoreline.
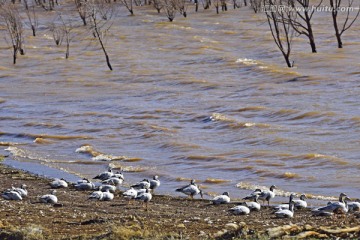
[1,162,360,239]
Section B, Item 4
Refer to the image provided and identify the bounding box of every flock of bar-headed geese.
[2,168,360,218]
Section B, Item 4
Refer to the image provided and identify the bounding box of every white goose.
[112,171,125,180]
[212,192,230,205]
[175,179,203,199]
[102,189,114,201]
[74,179,96,191]
[293,194,307,209]
[258,185,276,206]
[242,188,262,201]
[315,193,350,214]
[273,193,296,211]
[348,200,360,212]
[131,179,150,190]
[122,187,138,201]
[102,176,123,186]
[150,175,161,192]
[98,184,117,193]
[275,201,295,218]
[2,189,22,201]
[12,184,28,198]
[93,168,113,181]
[50,178,68,188]
[229,205,250,215]
[40,190,58,204]
[244,195,261,211]
[135,188,152,210]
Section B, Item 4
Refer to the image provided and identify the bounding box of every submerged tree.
[86,0,115,70]
[75,0,87,25]
[264,0,295,67]
[163,0,176,21]
[286,0,322,53]
[329,0,360,48]
[0,3,25,64]
[120,0,134,15]
[152,0,163,13]
[23,0,39,37]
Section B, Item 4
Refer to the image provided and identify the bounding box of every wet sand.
[1,162,360,240]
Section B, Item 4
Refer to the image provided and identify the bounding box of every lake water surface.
[0,2,359,202]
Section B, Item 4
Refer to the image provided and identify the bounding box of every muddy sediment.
[1,163,360,240]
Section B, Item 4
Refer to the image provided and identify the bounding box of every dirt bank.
[1,162,360,239]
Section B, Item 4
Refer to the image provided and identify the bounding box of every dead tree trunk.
[329,0,360,48]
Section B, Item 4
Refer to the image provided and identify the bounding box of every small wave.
[23,122,64,129]
[0,142,18,147]
[289,111,336,121]
[288,153,348,165]
[236,182,337,200]
[33,138,53,144]
[150,125,178,133]
[207,113,270,129]
[27,133,93,140]
[159,142,201,151]
[184,155,226,161]
[236,58,258,65]
[75,145,142,162]
[204,178,231,184]
[236,106,267,112]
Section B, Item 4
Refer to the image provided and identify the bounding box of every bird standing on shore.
[175,179,203,199]
[131,179,151,190]
[258,185,276,206]
[242,188,262,201]
[93,168,113,181]
[150,175,161,193]
[135,188,152,210]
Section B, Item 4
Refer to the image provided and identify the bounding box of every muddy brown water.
[0,1,359,204]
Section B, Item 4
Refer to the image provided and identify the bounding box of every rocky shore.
[1,162,360,240]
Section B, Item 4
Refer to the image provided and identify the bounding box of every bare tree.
[214,0,220,13]
[163,0,176,21]
[0,3,25,64]
[50,13,75,58]
[264,0,295,67]
[329,0,360,48]
[286,0,322,53]
[120,0,134,15]
[200,0,211,9]
[232,0,241,9]
[75,0,87,25]
[23,0,38,36]
[250,0,261,13]
[175,0,188,17]
[86,0,115,70]
[49,22,64,45]
[152,0,163,13]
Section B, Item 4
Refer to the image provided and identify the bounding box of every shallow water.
[0,2,359,202]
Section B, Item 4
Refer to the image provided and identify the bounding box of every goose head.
[300,194,307,201]
[270,185,276,192]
